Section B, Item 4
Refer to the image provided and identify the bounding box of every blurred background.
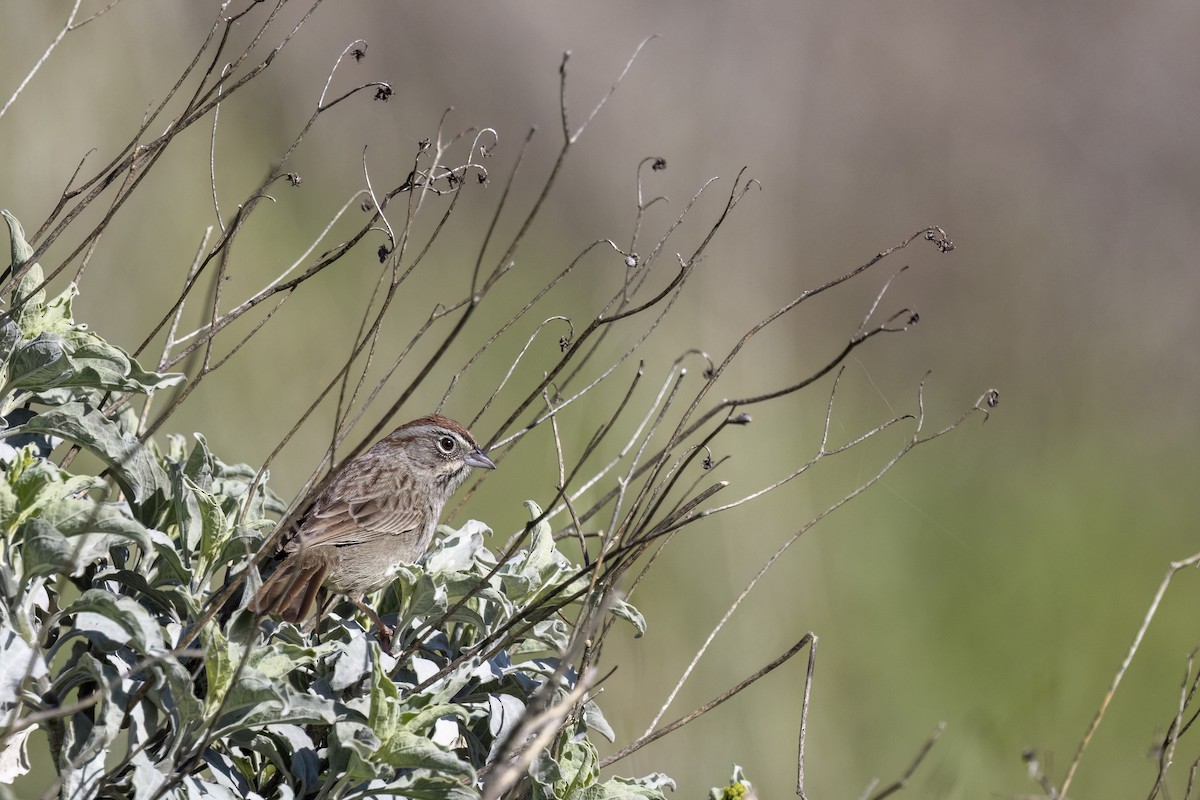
[4,1,1200,797]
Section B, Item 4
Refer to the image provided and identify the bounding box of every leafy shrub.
[0,211,673,799]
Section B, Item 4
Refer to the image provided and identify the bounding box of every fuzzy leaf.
[376,727,475,779]
[606,595,646,637]
[6,333,69,391]
[2,210,44,332]
[0,726,34,784]
[582,699,615,743]
[64,590,165,654]
[589,774,677,800]
[18,402,169,509]
[0,624,47,708]
[20,516,145,579]
[486,693,527,761]
[330,635,373,692]
[426,519,490,573]
[0,408,62,463]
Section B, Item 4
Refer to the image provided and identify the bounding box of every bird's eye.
[437,435,456,454]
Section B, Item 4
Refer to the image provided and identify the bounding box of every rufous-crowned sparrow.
[248,414,494,637]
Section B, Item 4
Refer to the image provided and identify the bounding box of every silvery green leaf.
[258,724,320,790]
[106,569,191,619]
[509,618,571,655]
[5,449,95,524]
[411,655,441,684]
[402,572,447,619]
[181,774,242,800]
[130,751,166,799]
[0,408,61,462]
[210,677,337,738]
[158,655,204,730]
[472,653,507,685]
[60,327,185,393]
[0,624,46,707]
[183,433,214,489]
[2,210,45,331]
[64,590,165,654]
[18,402,168,510]
[386,774,481,800]
[59,711,106,800]
[331,634,373,692]
[20,498,154,579]
[431,717,459,747]
[145,529,190,584]
[556,736,599,798]
[529,746,564,798]
[486,693,526,760]
[0,725,34,784]
[201,750,253,796]
[397,702,467,735]
[606,595,646,637]
[5,333,68,391]
[191,479,229,580]
[582,699,615,743]
[500,501,569,601]
[57,654,126,800]
[328,720,380,780]
[0,317,20,362]
[250,640,334,680]
[426,519,490,573]
[376,728,475,780]
[20,517,137,580]
[602,773,676,799]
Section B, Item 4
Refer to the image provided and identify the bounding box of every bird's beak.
[466,449,496,470]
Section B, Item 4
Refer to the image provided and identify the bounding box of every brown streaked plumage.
[248,414,495,637]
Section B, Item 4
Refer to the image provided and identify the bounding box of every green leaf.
[249,639,335,680]
[329,720,381,779]
[40,494,152,553]
[606,595,646,637]
[582,699,614,743]
[485,693,526,760]
[0,726,34,783]
[375,727,475,779]
[426,519,490,573]
[210,676,337,738]
[591,774,676,800]
[105,569,191,619]
[0,623,47,708]
[0,447,96,536]
[145,528,191,585]
[4,328,185,396]
[18,402,169,510]
[183,433,214,489]
[57,653,128,800]
[353,654,475,781]
[2,210,45,333]
[191,477,230,580]
[157,654,204,733]
[330,635,373,692]
[707,765,750,800]
[63,589,165,654]
[499,502,569,601]
[555,736,599,798]
[6,333,69,391]
[19,513,146,579]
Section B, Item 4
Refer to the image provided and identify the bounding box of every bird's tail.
[247,554,327,624]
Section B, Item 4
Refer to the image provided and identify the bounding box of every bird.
[247,414,495,640]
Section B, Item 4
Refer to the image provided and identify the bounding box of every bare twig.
[1059,551,1200,798]
[866,721,946,800]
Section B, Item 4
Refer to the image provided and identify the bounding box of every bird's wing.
[289,466,425,548]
